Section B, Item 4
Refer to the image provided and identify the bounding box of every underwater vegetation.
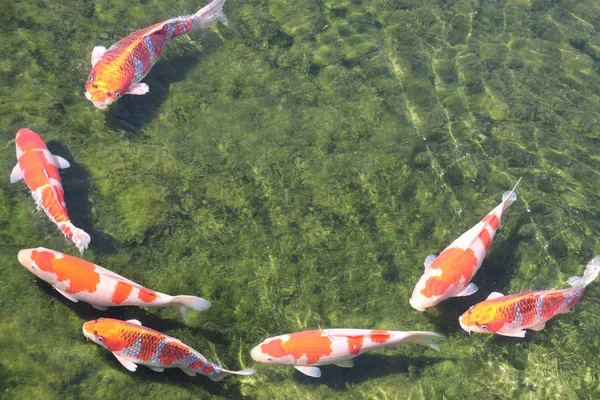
[2,0,600,398]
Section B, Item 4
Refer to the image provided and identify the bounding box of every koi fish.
[18,247,210,323]
[409,178,522,311]
[83,318,256,380]
[85,0,226,109]
[10,128,91,254]
[250,328,444,378]
[459,256,600,337]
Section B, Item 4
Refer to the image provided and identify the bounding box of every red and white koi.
[85,0,226,109]
[459,256,600,337]
[10,128,90,254]
[410,178,522,311]
[18,247,210,323]
[83,318,255,380]
[250,328,444,378]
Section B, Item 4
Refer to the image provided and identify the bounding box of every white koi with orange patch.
[250,329,444,378]
[410,178,522,311]
[18,247,210,322]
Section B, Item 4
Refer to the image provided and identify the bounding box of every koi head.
[15,128,45,158]
[459,304,503,334]
[18,248,55,283]
[83,318,128,352]
[85,69,125,109]
[409,274,444,312]
[250,335,295,365]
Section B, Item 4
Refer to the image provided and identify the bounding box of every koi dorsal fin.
[486,292,504,300]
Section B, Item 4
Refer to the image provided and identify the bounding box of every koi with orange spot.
[18,247,210,323]
[85,0,226,109]
[83,318,255,380]
[459,256,600,338]
[250,329,444,378]
[409,178,522,311]
[10,128,90,254]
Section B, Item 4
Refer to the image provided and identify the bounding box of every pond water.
[2,0,600,398]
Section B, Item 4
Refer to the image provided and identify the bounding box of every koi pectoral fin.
[497,330,527,338]
[55,288,80,303]
[53,155,71,169]
[453,283,478,297]
[10,164,23,183]
[114,353,138,371]
[294,366,322,378]
[128,83,149,95]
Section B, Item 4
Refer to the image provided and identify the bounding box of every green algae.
[2,0,600,399]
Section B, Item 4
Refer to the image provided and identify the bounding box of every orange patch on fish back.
[159,342,190,366]
[263,331,333,364]
[138,288,158,303]
[188,359,204,369]
[478,228,492,251]
[137,332,162,361]
[370,330,391,344]
[421,248,478,298]
[347,336,363,354]
[32,250,100,294]
[112,281,133,304]
[482,214,499,230]
[541,293,565,319]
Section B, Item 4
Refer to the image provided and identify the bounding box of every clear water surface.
[2,0,600,398]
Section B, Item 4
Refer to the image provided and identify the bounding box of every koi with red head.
[410,178,522,311]
[10,128,90,254]
[85,0,226,109]
[459,256,600,337]
[83,318,255,380]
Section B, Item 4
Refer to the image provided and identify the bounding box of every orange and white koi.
[83,318,255,380]
[410,178,522,311]
[250,328,444,378]
[85,0,226,109]
[18,247,210,323]
[459,256,600,338]
[10,128,90,254]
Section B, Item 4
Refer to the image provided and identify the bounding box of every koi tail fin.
[501,177,523,207]
[59,222,91,255]
[389,331,445,351]
[193,0,226,30]
[209,367,256,381]
[169,295,212,324]
[567,256,600,288]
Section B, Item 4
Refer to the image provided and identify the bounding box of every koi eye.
[266,357,272,361]
[481,325,488,330]
[115,91,121,98]
[88,75,94,82]
[97,336,104,343]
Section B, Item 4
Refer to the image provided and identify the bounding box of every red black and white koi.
[85,0,226,109]
[10,128,90,254]
[250,328,444,378]
[410,178,522,311]
[459,256,600,337]
[83,318,255,380]
[18,247,210,323]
